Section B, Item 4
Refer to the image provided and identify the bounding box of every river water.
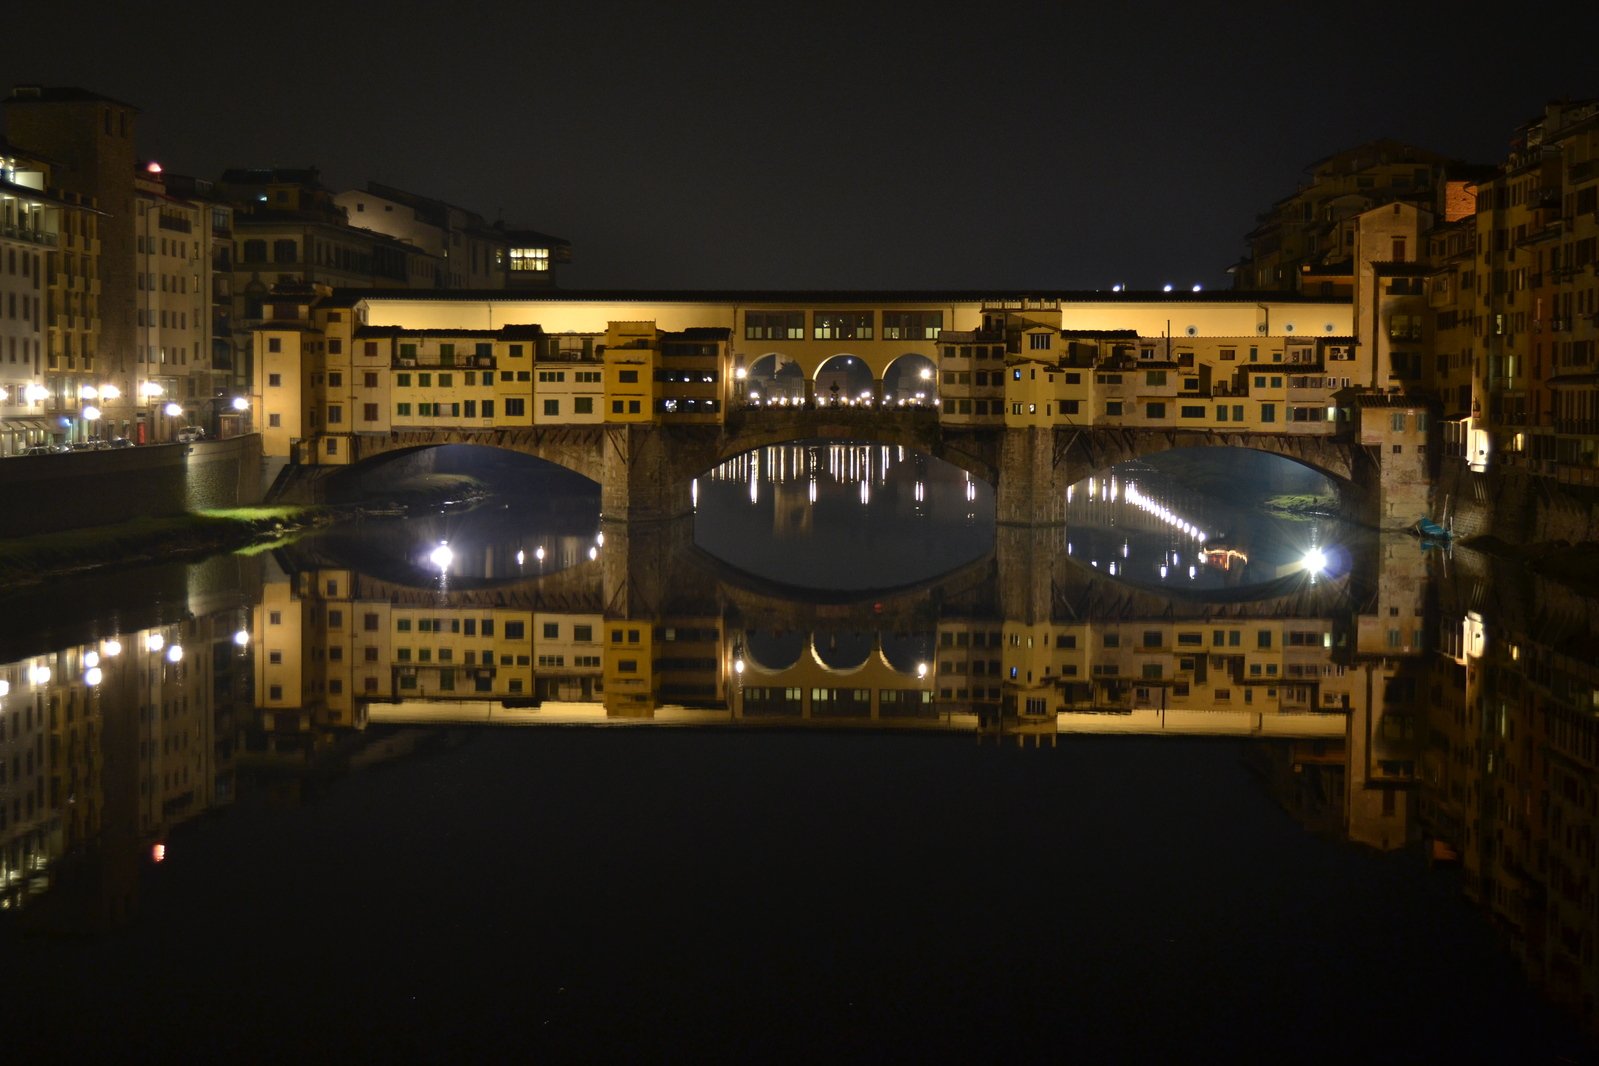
[0,444,1590,1061]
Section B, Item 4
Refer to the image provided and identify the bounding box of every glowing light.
[79,385,98,399]
[146,634,164,653]
[1162,283,1173,292]
[85,667,103,686]
[1302,548,1328,575]
[82,405,101,420]
[587,546,598,560]
[163,402,182,417]
[596,531,604,547]
[919,367,932,380]
[28,664,50,685]
[1112,284,1124,292]
[0,679,7,697]
[1192,284,1203,292]
[25,383,48,403]
[734,659,745,674]
[234,629,249,646]
[166,644,183,663]
[84,650,100,668]
[430,542,453,571]
[102,639,122,656]
[231,396,249,411]
[916,662,928,679]
[100,385,121,401]
[535,546,546,562]
[151,843,166,863]
[734,367,747,380]
[516,549,525,566]
[140,381,164,399]
[146,161,163,174]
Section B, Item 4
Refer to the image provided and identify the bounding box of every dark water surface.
[0,447,1592,1062]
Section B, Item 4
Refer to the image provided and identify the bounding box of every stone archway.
[881,353,939,407]
[814,354,874,408]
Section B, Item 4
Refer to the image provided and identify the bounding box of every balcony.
[157,214,193,234]
[0,223,57,247]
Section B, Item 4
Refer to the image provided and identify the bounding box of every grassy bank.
[0,507,327,589]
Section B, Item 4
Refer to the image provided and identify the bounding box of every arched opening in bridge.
[742,630,806,672]
[1063,447,1354,592]
[814,354,874,407]
[306,444,601,583]
[693,440,994,591]
[744,354,806,405]
[812,631,874,671]
[881,354,938,406]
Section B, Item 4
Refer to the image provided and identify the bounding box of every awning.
[1,419,50,434]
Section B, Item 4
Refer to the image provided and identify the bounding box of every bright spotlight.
[85,667,103,686]
[429,542,453,571]
[1302,548,1328,574]
[234,629,250,646]
[167,644,183,663]
[146,634,164,653]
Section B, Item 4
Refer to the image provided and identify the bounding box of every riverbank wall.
[1438,458,1599,545]
[0,434,265,539]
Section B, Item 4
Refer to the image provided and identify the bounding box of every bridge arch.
[1060,429,1357,489]
[744,353,806,404]
[334,428,610,485]
[810,630,875,672]
[881,353,939,405]
[814,354,874,406]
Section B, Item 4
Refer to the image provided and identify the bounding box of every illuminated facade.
[254,291,1356,470]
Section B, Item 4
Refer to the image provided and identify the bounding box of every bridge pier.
[996,427,1067,526]
[600,424,707,523]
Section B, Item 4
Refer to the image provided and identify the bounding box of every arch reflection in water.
[1066,451,1347,590]
[694,440,994,590]
[7,516,1599,1045]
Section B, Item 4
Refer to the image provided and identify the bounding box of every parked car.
[24,443,67,456]
[106,437,134,448]
[176,426,205,443]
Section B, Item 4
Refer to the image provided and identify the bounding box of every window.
[1260,403,1276,423]
[267,339,281,354]
[1180,405,1205,418]
[629,400,640,413]
[1145,402,1165,419]
[813,311,873,340]
[1028,333,1051,350]
[618,370,638,383]
[745,311,805,340]
[1105,401,1122,416]
[574,397,593,414]
[1146,371,1166,386]
[504,621,525,639]
[505,398,525,417]
[880,310,942,340]
[543,399,559,416]
[574,625,593,642]
[1390,412,1407,431]
[267,372,282,387]
[509,247,549,271]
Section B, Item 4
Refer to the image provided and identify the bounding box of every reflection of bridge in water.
[264,520,1373,740]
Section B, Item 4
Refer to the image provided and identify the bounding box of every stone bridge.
[282,415,1372,526]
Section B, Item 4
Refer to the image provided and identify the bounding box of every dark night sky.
[12,2,1598,289]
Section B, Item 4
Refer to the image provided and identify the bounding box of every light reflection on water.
[1,452,1596,1057]
[693,440,994,590]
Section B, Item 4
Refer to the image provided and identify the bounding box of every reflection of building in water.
[1425,557,1599,1038]
[1,611,240,922]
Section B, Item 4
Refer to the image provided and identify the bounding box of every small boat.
[1413,518,1451,540]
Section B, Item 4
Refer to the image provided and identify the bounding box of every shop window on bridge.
[882,311,942,340]
[504,399,525,416]
[1145,402,1165,419]
[544,399,559,416]
[325,439,338,456]
[1146,371,1167,386]
[813,311,873,340]
[1260,403,1276,422]
[1105,401,1122,416]
[1181,405,1205,418]
[327,405,342,424]
[745,310,805,340]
